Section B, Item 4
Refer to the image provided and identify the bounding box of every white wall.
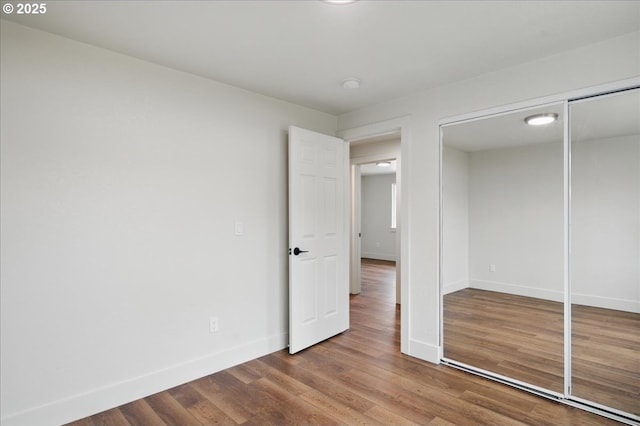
[0,21,336,425]
[444,135,639,312]
[442,146,468,294]
[338,31,640,362]
[572,134,640,311]
[468,142,565,300]
[361,174,396,261]
[350,139,401,159]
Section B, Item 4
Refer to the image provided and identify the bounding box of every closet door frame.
[438,76,640,425]
[565,88,640,423]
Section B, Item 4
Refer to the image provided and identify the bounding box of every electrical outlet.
[489,264,496,272]
[209,316,219,333]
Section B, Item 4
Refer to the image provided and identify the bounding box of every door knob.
[293,247,309,256]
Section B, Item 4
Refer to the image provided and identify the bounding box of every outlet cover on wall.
[489,264,496,272]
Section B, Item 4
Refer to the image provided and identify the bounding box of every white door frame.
[350,163,362,295]
[351,154,400,301]
[338,116,411,354]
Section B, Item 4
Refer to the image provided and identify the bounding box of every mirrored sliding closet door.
[441,86,640,423]
[569,88,640,417]
[441,103,565,394]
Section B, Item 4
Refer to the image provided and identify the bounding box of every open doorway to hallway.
[359,160,398,302]
[360,160,397,264]
[349,133,400,305]
[339,117,408,353]
[349,133,401,351]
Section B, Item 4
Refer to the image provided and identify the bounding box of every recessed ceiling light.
[342,78,361,89]
[524,113,558,126]
[322,0,359,4]
[376,161,391,167]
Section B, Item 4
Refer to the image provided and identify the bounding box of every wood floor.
[69,259,622,426]
[572,303,639,415]
[443,289,565,393]
[444,288,639,417]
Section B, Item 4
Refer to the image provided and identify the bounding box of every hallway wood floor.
[68,259,621,425]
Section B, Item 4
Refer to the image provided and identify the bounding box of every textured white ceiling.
[3,1,639,115]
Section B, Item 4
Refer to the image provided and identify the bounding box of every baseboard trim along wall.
[469,279,564,303]
[1,333,289,426]
[442,279,469,295]
[408,338,440,364]
[571,293,640,314]
[444,279,639,313]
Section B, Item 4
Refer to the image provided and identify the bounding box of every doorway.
[347,133,401,354]
[338,116,410,354]
[349,134,400,306]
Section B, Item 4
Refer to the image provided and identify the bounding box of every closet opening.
[439,84,639,425]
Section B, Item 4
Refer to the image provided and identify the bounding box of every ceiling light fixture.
[524,113,558,126]
[322,0,359,4]
[342,78,361,89]
[376,161,391,167]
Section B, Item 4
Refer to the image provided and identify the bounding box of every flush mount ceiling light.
[524,113,558,126]
[342,78,361,89]
[322,0,360,4]
[376,161,391,167]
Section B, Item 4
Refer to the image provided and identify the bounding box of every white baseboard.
[442,279,469,295]
[2,333,289,426]
[361,252,396,262]
[572,293,640,313]
[469,279,564,303]
[407,338,441,364]
[469,279,639,313]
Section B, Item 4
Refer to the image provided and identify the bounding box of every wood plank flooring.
[444,287,639,417]
[69,259,622,425]
[443,289,566,393]
[572,303,640,415]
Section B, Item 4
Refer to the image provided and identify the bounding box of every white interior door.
[289,126,349,354]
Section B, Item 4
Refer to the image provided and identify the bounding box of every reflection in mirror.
[570,89,640,416]
[442,104,565,393]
